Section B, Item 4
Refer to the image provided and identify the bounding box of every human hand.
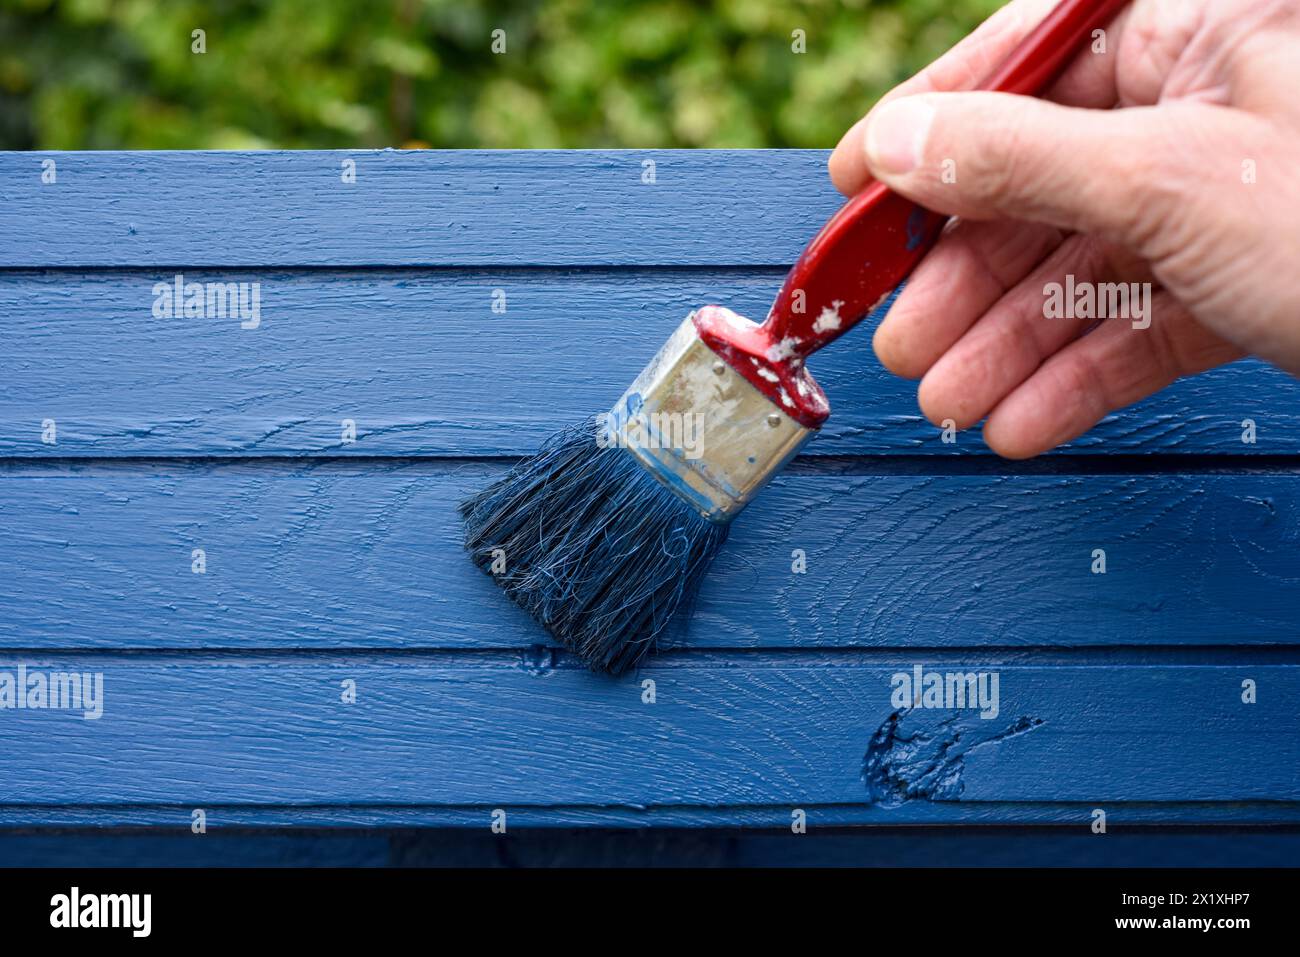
[829,0,1300,458]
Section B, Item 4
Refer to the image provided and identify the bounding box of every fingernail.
[865,98,936,175]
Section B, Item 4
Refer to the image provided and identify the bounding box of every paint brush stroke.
[864,709,1045,806]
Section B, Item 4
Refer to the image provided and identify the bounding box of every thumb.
[862,92,1200,252]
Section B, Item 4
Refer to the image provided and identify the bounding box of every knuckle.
[1095,145,1181,248]
[1088,107,1207,250]
[959,106,1036,209]
[1147,305,1187,378]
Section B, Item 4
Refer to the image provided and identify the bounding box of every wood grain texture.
[3,148,1297,830]
[1,462,1296,650]
[0,151,837,267]
[3,803,1299,828]
[1,269,1295,457]
[0,654,1294,813]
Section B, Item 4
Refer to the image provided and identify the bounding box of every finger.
[831,0,1057,196]
[830,0,1130,195]
[861,93,1211,256]
[982,291,1243,459]
[873,217,1065,379]
[916,233,1111,428]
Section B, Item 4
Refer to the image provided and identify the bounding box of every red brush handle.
[696,0,1129,427]
[767,0,1129,358]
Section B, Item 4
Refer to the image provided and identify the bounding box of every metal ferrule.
[604,313,813,524]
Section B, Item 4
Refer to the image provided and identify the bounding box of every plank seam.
[0,649,1297,665]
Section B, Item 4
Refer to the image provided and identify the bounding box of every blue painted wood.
[0,654,1294,811]
[2,804,1299,828]
[0,463,1297,649]
[0,269,1295,457]
[1,149,1296,832]
[0,833,393,867]
[3,828,1298,867]
[0,151,837,267]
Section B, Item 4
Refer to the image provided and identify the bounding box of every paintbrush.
[463,0,1130,673]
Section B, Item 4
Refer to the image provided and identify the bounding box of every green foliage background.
[0,0,1000,150]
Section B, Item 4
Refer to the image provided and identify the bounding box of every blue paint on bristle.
[460,416,729,675]
[461,284,902,673]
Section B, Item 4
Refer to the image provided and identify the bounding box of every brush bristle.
[460,417,729,674]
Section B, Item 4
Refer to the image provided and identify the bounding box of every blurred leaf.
[0,0,1003,149]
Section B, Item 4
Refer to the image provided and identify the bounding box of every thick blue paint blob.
[460,417,728,674]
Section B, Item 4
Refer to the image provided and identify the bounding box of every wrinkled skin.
[829,0,1300,458]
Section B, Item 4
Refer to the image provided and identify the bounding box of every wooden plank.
[2,803,1298,828]
[0,832,392,867]
[3,147,1294,833]
[2,463,1296,650]
[0,654,1294,809]
[3,829,1299,866]
[1,269,1294,457]
[0,150,838,267]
